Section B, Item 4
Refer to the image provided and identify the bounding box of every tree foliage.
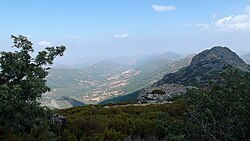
[0,35,66,134]
[184,68,250,140]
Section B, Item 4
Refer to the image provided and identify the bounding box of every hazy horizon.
[1,0,250,64]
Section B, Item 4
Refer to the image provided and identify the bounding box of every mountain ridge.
[155,46,250,87]
[136,46,250,104]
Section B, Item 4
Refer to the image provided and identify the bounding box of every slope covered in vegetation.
[54,68,250,141]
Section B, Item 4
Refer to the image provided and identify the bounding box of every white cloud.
[152,4,176,12]
[38,41,52,46]
[114,33,128,38]
[214,6,250,31]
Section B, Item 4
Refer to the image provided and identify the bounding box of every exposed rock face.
[137,84,192,103]
[51,114,67,126]
[191,46,250,72]
[155,46,250,87]
[50,114,67,135]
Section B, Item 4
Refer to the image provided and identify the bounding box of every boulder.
[137,84,190,103]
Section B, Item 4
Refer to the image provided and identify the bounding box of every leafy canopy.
[0,35,66,133]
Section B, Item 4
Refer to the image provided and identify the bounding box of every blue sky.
[1,0,250,63]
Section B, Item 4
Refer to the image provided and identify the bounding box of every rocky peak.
[155,46,250,87]
[191,46,249,71]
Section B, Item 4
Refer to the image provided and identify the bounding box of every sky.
[1,0,250,64]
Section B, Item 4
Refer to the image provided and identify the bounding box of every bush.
[184,68,250,140]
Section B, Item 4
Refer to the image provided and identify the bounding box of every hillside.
[42,52,192,108]
[155,46,250,87]
[99,90,140,105]
[55,67,250,140]
[134,46,250,104]
[98,55,194,104]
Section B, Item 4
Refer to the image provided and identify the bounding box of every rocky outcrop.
[155,46,250,87]
[50,114,67,135]
[137,84,192,103]
[191,46,250,72]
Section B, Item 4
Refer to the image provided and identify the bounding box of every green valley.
[42,53,193,108]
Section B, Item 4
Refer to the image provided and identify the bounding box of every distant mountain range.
[42,52,192,108]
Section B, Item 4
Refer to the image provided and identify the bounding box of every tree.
[0,35,66,134]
